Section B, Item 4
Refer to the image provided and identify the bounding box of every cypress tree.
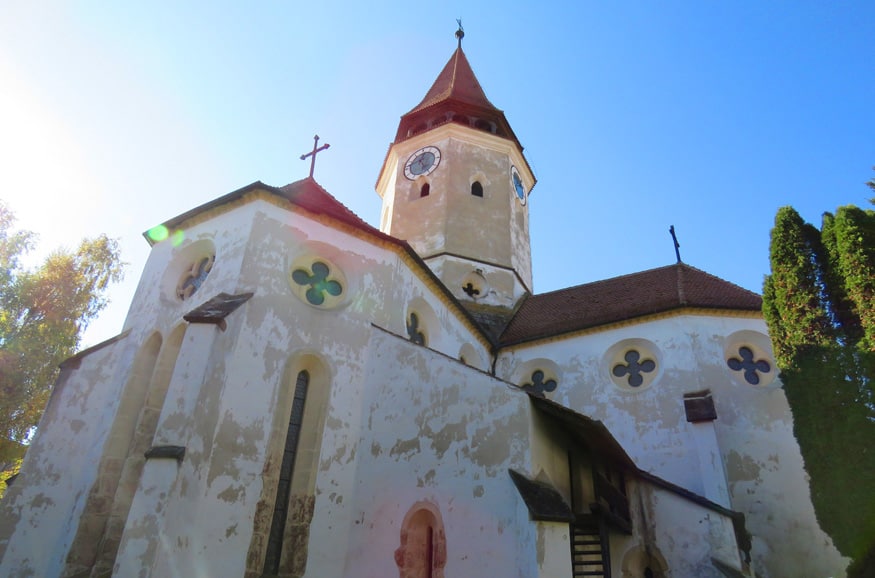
[763,207,832,367]
[764,203,875,575]
[830,206,875,349]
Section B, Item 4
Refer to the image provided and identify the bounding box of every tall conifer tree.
[764,203,875,575]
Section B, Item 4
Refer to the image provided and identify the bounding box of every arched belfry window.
[395,502,446,578]
[471,181,483,197]
[420,183,431,197]
[263,370,310,575]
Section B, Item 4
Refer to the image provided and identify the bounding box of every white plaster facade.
[0,42,847,578]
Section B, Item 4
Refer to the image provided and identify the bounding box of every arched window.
[246,356,331,577]
[263,370,310,574]
[420,183,430,197]
[471,181,483,197]
[395,503,446,578]
[620,545,668,578]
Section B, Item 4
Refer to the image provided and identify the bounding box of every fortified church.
[0,31,846,578]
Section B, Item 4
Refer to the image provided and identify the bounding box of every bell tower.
[375,28,536,314]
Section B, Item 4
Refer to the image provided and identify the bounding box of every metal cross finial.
[300,135,330,179]
[455,19,464,47]
[669,225,682,263]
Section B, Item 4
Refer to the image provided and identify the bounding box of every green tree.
[763,202,875,576]
[0,201,125,464]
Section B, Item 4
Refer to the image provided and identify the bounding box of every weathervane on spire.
[300,134,330,179]
[455,19,464,48]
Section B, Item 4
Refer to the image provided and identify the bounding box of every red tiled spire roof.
[394,47,522,149]
[500,264,763,346]
[407,47,498,115]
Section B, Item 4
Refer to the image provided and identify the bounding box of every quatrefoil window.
[291,261,343,306]
[521,370,558,395]
[612,350,656,388]
[289,254,349,309]
[727,346,771,385]
[177,254,215,300]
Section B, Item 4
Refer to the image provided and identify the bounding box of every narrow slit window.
[426,526,435,578]
[263,370,309,574]
[471,181,483,197]
[420,183,430,197]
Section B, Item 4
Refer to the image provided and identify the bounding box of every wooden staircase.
[571,517,610,578]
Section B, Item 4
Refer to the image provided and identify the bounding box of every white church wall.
[108,198,498,576]
[535,522,574,578]
[495,312,846,578]
[125,194,490,383]
[622,480,744,578]
[242,199,489,364]
[315,328,537,578]
[121,201,258,336]
[114,321,536,577]
[0,334,136,578]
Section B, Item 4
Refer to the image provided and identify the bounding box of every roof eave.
[500,305,764,348]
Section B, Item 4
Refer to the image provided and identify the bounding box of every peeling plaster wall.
[496,314,846,578]
[3,188,842,578]
[108,198,497,576]
[315,329,537,578]
[622,481,743,578]
[122,200,259,337]
[1,195,496,577]
[535,522,572,578]
[0,335,135,578]
[0,203,260,573]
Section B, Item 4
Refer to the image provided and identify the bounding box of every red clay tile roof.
[148,178,379,243]
[278,178,376,233]
[500,264,763,345]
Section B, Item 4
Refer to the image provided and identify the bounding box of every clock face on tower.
[511,166,526,204]
[404,146,442,180]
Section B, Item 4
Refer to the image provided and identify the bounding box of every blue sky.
[2,2,874,347]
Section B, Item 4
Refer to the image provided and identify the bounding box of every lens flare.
[146,225,169,242]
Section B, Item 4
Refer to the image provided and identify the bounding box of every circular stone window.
[460,270,488,300]
[723,330,776,387]
[519,369,559,396]
[289,256,347,309]
[605,339,662,391]
[165,239,217,302]
[177,254,215,300]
